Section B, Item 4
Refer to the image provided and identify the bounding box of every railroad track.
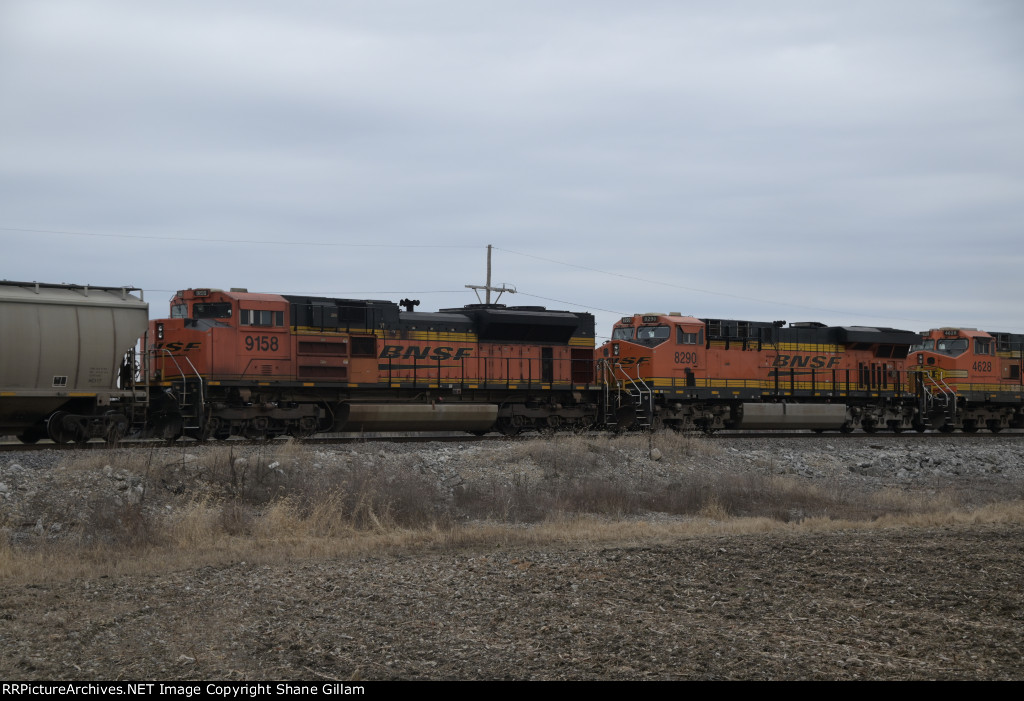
[3,429,1022,453]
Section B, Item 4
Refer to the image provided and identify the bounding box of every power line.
[515,292,627,316]
[495,246,932,325]
[0,227,477,248]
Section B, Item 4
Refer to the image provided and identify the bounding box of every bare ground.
[1,435,1023,680]
[0,524,1021,680]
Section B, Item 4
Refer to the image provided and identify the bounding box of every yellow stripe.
[68,392,96,397]
[644,376,910,392]
[777,342,842,353]
[405,331,478,342]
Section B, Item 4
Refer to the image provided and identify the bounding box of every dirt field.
[1,523,1021,680]
[1,435,1023,680]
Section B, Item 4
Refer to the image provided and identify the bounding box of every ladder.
[916,368,957,424]
[597,358,653,429]
[149,349,206,431]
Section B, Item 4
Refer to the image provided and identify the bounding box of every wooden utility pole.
[466,244,516,305]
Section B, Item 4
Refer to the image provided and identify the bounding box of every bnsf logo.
[773,354,841,369]
[379,345,473,360]
[153,342,202,352]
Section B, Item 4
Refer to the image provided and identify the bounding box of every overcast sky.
[2,0,1022,338]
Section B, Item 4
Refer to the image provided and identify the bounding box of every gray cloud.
[2,0,1022,338]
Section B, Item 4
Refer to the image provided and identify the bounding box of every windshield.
[612,327,635,340]
[193,302,232,320]
[635,325,670,347]
[935,338,968,357]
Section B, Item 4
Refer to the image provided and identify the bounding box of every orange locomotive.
[144,289,1024,439]
[597,313,923,432]
[906,328,1024,432]
[148,287,599,439]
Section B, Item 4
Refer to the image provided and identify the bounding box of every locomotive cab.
[150,288,291,381]
[908,328,1022,432]
[601,313,705,385]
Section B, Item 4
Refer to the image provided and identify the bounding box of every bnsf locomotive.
[147,287,598,440]
[2,279,1023,443]
[599,313,1024,433]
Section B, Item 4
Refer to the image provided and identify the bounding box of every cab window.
[935,338,968,357]
[612,327,635,340]
[170,304,188,319]
[975,339,993,355]
[241,309,284,327]
[636,325,670,346]
[193,302,232,319]
[676,327,698,344]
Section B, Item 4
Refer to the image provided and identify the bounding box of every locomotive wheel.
[987,420,1003,433]
[839,422,854,434]
[153,414,184,443]
[244,416,271,441]
[938,424,955,433]
[497,417,521,436]
[614,407,636,432]
[962,420,979,433]
[288,417,318,439]
[697,420,718,435]
[104,413,129,444]
[862,422,878,434]
[913,421,927,433]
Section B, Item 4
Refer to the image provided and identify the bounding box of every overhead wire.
[5,227,1018,332]
[495,246,932,325]
[0,227,476,248]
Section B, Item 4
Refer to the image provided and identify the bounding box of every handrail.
[147,348,205,411]
[913,367,957,418]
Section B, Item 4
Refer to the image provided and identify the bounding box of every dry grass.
[3,434,1024,582]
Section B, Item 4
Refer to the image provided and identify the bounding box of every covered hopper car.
[0,280,148,443]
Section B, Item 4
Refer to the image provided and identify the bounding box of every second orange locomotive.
[598,313,923,432]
